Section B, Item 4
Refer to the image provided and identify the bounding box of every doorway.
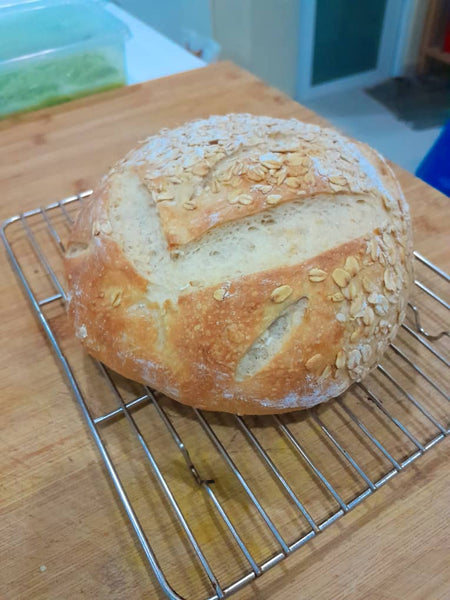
[296,0,410,99]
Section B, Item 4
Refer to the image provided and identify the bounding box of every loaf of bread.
[64,114,413,414]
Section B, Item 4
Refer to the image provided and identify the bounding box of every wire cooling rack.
[2,191,449,600]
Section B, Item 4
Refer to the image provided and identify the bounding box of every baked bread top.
[65,114,413,414]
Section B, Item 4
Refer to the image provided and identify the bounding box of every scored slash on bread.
[64,114,413,414]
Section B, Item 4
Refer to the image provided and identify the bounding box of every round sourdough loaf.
[64,114,413,414]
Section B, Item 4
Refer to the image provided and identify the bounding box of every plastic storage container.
[0,0,130,118]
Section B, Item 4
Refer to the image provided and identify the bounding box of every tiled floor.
[304,88,442,175]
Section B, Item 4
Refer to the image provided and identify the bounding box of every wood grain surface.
[0,62,449,600]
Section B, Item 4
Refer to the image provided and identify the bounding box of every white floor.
[304,88,442,175]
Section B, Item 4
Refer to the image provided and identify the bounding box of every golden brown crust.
[169,238,366,412]
[66,187,179,396]
[64,114,413,414]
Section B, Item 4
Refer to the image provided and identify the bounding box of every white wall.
[183,0,213,39]
[250,0,300,97]
[211,0,253,70]
[112,0,213,43]
[211,0,301,97]
[114,0,301,96]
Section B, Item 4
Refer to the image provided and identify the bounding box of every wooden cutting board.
[0,62,449,600]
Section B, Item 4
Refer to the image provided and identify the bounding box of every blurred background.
[1,0,449,191]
